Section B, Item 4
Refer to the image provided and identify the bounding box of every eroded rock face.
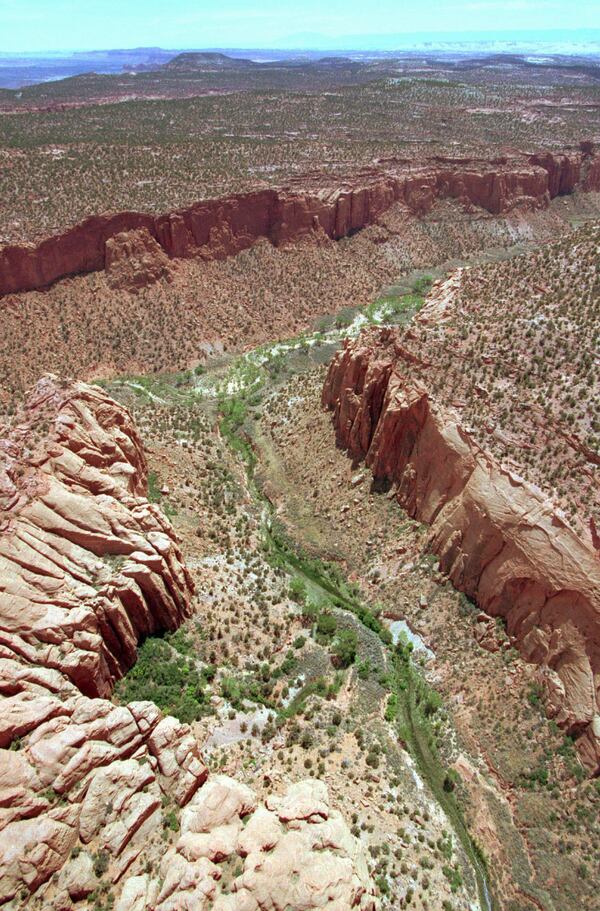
[0,378,377,909]
[0,377,206,905]
[105,228,173,292]
[323,328,600,773]
[129,776,377,911]
[1,144,599,297]
[0,375,194,699]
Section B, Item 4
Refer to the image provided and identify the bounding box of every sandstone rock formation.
[0,374,194,699]
[323,328,600,774]
[131,775,376,911]
[1,144,599,297]
[0,377,377,909]
[105,228,173,292]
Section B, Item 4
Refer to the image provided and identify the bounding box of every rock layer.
[0,375,194,699]
[0,378,377,909]
[323,328,600,773]
[1,144,599,297]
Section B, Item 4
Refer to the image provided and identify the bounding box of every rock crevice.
[323,328,600,773]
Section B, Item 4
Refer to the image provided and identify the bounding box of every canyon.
[0,375,377,911]
[1,144,600,298]
[1,48,600,911]
[323,327,600,774]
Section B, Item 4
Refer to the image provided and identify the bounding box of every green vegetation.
[412,275,434,294]
[443,862,464,892]
[289,577,307,603]
[527,682,543,708]
[147,471,162,504]
[363,288,427,326]
[115,632,213,724]
[280,672,344,719]
[218,393,256,470]
[332,629,358,668]
[385,692,399,721]
[316,611,337,643]
[334,306,356,328]
[261,523,493,910]
[220,672,275,711]
[145,469,176,517]
[212,322,497,910]
[93,850,110,878]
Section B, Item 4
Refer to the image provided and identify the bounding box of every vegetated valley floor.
[99,230,600,911]
[2,51,600,911]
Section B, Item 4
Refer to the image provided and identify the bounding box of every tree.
[316,612,336,643]
[289,577,307,604]
[332,629,358,668]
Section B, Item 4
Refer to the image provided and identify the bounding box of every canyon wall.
[0,377,377,910]
[0,374,195,699]
[1,144,599,297]
[323,328,600,774]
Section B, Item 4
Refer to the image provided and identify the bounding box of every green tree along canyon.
[0,47,599,911]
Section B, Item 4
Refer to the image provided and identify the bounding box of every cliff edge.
[323,328,600,774]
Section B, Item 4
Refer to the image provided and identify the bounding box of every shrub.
[316,612,336,643]
[332,629,357,668]
[412,275,433,294]
[385,693,398,722]
[115,635,209,723]
[443,769,460,792]
[93,850,109,878]
[289,577,307,604]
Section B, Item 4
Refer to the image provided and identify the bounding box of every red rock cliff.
[1,143,599,297]
[323,328,600,774]
[0,375,195,698]
[0,377,377,911]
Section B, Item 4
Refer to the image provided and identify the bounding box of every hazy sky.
[1,0,599,52]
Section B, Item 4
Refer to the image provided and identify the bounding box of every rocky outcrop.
[0,694,209,906]
[0,375,194,699]
[0,378,377,908]
[323,328,600,774]
[105,228,173,292]
[0,376,205,904]
[128,775,377,911]
[1,143,599,297]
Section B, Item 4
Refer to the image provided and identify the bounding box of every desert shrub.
[332,629,357,667]
[115,635,210,723]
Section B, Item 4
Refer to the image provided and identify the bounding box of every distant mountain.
[162,52,255,71]
[280,28,600,54]
[0,48,181,88]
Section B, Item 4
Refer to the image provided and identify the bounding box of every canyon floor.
[89,228,598,910]
[1,52,599,911]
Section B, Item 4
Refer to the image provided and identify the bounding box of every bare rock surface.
[0,374,194,699]
[0,377,376,909]
[1,145,599,297]
[146,775,376,911]
[105,228,173,292]
[323,327,600,773]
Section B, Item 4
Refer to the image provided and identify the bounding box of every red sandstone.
[323,327,600,774]
[1,145,599,297]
